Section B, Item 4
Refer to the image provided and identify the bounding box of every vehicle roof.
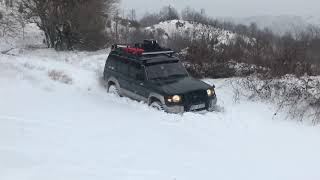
[109,40,181,65]
[110,51,180,65]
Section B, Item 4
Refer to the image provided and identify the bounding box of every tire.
[150,101,164,111]
[207,106,216,112]
[108,84,120,97]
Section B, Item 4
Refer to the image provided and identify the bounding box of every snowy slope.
[1,48,320,180]
[146,20,253,45]
[146,20,241,45]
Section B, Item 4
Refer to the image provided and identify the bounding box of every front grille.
[184,90,208,111]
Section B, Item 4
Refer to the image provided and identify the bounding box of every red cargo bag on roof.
[122,47,144,55]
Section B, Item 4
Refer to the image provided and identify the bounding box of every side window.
[106,55,117,71]
[117,57,129,76]
[129,62,145,80]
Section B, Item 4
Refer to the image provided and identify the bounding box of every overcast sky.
[120,0,320,18]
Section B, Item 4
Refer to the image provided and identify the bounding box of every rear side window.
[117,57,129,76]
[129,62,144,79]
[106,55,117,71]
[106,55,130,76]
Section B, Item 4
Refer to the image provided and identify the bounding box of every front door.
[128,62,148,102]
[116,57,132,97]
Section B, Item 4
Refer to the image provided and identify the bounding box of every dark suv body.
[103,40,217,113]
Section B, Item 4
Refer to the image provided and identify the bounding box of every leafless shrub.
[48,70,73,85]
[0,10,21,38]
[237,75,320,124]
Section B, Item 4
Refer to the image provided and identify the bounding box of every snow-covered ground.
[1,11,320,179]
[1,48,320,180]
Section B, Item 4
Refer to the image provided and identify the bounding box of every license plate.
[190,103,206,111]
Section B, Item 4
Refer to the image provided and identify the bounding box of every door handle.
[140,83,144,86]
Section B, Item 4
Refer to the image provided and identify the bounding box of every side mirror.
[212,84,216,89]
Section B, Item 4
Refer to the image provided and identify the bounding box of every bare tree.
[128,9,136,21]
[181,7,207,24]
[159,5,179,22]
[21,0,119,50]
[0,6,21,38]
[139,12,160,27]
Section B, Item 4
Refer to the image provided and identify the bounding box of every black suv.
[103,40,217,113]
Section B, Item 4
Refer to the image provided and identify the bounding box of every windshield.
[146,62,189,80]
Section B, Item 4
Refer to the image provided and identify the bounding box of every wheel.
[207,105,216,112]
[150,101,164,111]
[208,98,218,112]
[108,84,120,96]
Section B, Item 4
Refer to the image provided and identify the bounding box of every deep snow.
[1,49,320,180]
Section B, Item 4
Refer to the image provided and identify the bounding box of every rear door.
[116,56,132,95]
[103,54,117,80]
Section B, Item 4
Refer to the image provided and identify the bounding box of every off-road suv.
[103,40,217,113]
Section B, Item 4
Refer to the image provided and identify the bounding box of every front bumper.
[164,96,217,114]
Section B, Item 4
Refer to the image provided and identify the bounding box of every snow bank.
[1,49,320,180]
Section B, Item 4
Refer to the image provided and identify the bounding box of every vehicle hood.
[152,77,211,95]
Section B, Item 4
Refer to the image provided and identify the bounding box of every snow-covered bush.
[48,70,73,85]
[0,7,21,38]
[237,75,320,124]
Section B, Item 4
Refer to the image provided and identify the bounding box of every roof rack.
[142,50,174,56]
[111,40,175,57]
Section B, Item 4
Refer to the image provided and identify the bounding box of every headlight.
[172,95,181,103]
[167,95,182,103]
[207,89,214,96]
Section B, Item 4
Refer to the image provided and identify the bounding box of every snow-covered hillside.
[146,20,244,45]
[1,48,320,180]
